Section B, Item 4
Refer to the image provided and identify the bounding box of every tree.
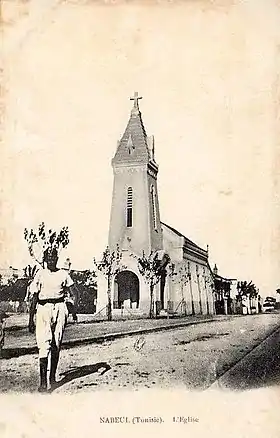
[195,265,203,315]
[70,270,97,314]
[93,246,125,321]
[247,283,258,299]
[265,296,276,303]
[167,262,194,316]
[236,280,259,314]
[236,281,258,299]
[6,269,18,287]
[0,271,16,288]
[71,270,97,288]
[202,268,211,315]
[24,264,39,281]
[134,251,170,319]
[236,281,249,299]
[24,222,70,266]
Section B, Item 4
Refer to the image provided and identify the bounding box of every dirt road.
[0,313,279,393]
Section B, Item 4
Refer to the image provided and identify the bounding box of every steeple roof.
[112,92,152,166]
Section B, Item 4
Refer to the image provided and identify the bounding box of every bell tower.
[108,92,163,256]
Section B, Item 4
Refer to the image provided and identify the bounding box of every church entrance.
[114,270,140,309]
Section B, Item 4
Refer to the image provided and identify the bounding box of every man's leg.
[72,305,78,323]
[68,302,78,322]
[49,338,60,386]
[49,303,68,388]
[38,357,48,392]
[36,305,52,392]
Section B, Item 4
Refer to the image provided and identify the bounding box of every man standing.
[62,257,78,323]
[0,311,9,358]
[28,248,74,392]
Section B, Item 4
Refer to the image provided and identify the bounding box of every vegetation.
[236,281,258,300]
[70,270,97,314]
[93,246,125,321]
[167,262,193,315]
[24,222,69,266]
[134,251,170,318]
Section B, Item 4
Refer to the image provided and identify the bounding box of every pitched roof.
[112,99,151,165]
[214,273,237,282]
[161,222,206,253]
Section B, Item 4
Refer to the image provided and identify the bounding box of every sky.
[1,0,280,296]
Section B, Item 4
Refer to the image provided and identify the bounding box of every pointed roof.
[161,222,204,252]
[112,92,151,165]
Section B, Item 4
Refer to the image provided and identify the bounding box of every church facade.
[98,93,215,317]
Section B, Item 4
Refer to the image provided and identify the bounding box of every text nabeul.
[100,416,164,424]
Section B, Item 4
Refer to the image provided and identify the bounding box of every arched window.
[126,187,133,227]
[151,185,157,230]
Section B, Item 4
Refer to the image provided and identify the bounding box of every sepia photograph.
[1,0,280,437]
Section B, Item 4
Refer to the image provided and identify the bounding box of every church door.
[114,271,140,309]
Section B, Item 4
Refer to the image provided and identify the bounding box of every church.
[97,93,215,317]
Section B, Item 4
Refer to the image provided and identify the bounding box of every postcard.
[1,1,280,437]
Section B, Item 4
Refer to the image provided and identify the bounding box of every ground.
[1,313,280,393]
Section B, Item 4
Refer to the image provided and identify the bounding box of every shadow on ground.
[50,362,111,392]
[175,332,230,346]
[214,330,280,391]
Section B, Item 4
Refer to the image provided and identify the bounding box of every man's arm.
[65,284,77,304]
[28,270,41,333]
[63,272,75,301]
[28,293,38,333]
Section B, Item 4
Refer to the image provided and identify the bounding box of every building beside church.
[212,264,237,315]
[97,93,216,317]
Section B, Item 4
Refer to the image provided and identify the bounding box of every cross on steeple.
[130,91,142,109]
